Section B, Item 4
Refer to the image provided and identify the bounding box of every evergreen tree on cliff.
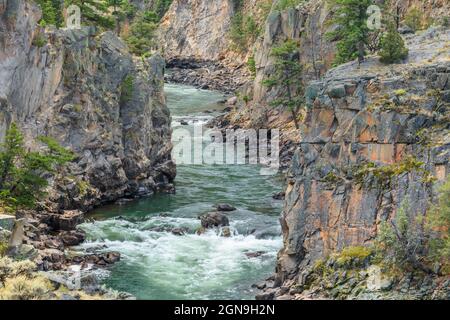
[65,0,114,29]
[379,23,409,64]
[0,124,74,212]
[327,0,373,65]
[36,0,63,27]
[263,39,304,130]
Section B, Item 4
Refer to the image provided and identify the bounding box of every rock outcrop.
[0,0,176,213]
[158,0,236,62]
[265,26,450,299]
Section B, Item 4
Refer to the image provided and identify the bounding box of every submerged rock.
[214,204,237,212]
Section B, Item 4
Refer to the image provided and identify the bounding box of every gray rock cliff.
[0,0,176,213]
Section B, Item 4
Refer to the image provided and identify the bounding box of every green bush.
[427,176,450,273]
[124,12,158,56]
[32,34,47,48]
[379,24,409,64]
[247,56,256,78]
[120,75,134,104]
[404,7,423,32]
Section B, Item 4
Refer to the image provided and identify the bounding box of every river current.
[78,83,283,300]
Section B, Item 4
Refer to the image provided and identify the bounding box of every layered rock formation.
[158,0,236,62]
[263,26,450,299]
[0,0,176,214]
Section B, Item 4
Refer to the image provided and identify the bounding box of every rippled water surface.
[80,83,283,300]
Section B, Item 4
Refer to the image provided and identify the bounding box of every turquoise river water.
[78,83,283,300]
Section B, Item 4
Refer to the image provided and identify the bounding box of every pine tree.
[36,0,56,26]
[263,39,303,129]
[65,0,114,29]
[379,23,409,64]
[0,123,74,212]
[327,0,373,65]
[124,11,158,56]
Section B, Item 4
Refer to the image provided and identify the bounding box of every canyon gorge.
[0,0,449,300]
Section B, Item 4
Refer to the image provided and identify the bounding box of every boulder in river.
[272,192,286,200]
[214,204,236,212]
[199,212,229,228]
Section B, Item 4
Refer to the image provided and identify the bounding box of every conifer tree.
[379,23,409,64]
[0,123,74,212]
[65,0,114,29]
[263,39,303,129]
[36,0,63,27]
[327,0,373,65]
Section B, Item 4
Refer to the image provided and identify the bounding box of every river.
[78,83,283,300]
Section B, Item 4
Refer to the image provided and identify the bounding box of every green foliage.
[229,13,260,52]
[404,7,423,32]
[124,12,158,56]
[32,34,47,48]
[274,0,303,11]
[0,257,36,285]
[108,0,137,33]
[335,246,373,267]
[427,176,450,273]
[0,123,74,212]
[36,0,63,27]
[247,55,256,78]
[327,0,373,65]
[375,179,450,276]
[354,156,428,190]
[119,75,134,104]
[0,242,8,257]
[262,39,304,128]
[65,0,114,29]
[442,16,449,28]
[379,23,408,64]
[153,0,173,19]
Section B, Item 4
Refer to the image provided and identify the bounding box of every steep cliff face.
[266,26,450,299]
[0,0,175,212]
[158,0,236,62]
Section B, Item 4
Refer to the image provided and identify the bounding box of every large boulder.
[199,212,230,229]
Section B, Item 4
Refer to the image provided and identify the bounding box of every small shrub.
[379,24,409,64]
[442,16,449,28]
[247,56,256,78]
[427,176,450,273]
[0,275,53,300]
[32,34,47,48]
[404,7,423,32]
[335,246,372,267]
[394,89,407,96]
[0,242,8,257]
[120,75,134,104]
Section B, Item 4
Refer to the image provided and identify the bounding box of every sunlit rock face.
[0,0,175,212]
[158,0,236,62]
[276,38,450,290]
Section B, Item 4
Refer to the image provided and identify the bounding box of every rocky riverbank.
[165,58,249,94]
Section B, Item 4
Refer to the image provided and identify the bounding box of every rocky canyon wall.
[0,0,176,213]
[268,26,450,298]
[158,0,236,62]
